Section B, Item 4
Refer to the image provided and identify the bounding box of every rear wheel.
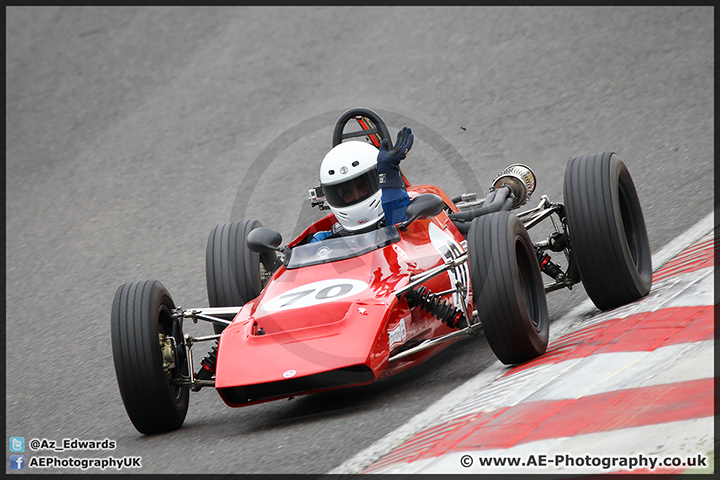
[563,152,652,310]
[111,280,189,434]
[468,211,549,364]
[206,219,276,333]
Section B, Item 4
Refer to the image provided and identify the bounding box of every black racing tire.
[468,211,549,365]
[563,152,652,310]
[111,280,189,435]
[206,220,275,334]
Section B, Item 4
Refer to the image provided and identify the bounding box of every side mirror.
[247,227,283,253]
[399,193,445,230]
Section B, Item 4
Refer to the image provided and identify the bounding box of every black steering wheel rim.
[331,107,393,148]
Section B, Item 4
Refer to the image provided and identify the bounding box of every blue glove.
[377,127,413,189]
[310,230,333,243]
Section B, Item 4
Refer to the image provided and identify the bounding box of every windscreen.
[286,225,400,269]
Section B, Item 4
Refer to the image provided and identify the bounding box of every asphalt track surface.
[5,6,713,475]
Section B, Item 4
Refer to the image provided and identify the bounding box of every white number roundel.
[261,279,368,312]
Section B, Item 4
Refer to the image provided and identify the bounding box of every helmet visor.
[324,169,379,208]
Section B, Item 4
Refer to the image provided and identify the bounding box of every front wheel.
[205,219,276,334]
[468,211,549,365]
[111,280,189,434]
[563,152,652,310]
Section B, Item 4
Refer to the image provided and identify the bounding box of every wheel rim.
[259,262,271,289]
[516,237,541,331]
[158,305,186,404]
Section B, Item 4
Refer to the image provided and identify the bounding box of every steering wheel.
[331,107,411,187]
[331,107,393,149]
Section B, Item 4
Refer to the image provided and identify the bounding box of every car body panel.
[214,185,473,407]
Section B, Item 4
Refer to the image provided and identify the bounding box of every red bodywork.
[214,185,472,407]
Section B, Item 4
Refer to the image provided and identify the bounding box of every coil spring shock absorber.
[405,286,467,329]
[535,246,566,282]
[195,341,218,381]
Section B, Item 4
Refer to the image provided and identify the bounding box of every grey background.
[6,6,713,474]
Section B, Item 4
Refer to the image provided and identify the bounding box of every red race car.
[111,107,652,434]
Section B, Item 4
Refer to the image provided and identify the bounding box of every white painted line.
[328,212,715,475]
[650,211,715,271]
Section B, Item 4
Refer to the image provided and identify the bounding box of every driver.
[312,127,414,242]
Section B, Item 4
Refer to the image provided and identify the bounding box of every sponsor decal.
[388,318,407,349]
[428,223,470,308]
[316,246,331,259]
[282,370,296,378]
[393,244,409,259]
[358,217,369,225]
[261,279,369,312]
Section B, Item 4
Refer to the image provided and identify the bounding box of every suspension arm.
[172,306,241,326]
[521,203,564,230]
[388,318,483,362]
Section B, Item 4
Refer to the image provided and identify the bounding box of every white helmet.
[320,141,383,232]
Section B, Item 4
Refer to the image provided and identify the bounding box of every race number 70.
[261,279,368,312]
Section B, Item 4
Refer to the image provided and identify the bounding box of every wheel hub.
[159,334,176,375]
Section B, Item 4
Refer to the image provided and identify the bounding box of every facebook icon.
[9,455,25,470]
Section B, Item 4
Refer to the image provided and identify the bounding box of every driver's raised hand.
[377,127,413,188]
[378,127,414,165]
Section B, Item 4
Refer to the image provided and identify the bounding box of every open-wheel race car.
[111,107,652,434]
